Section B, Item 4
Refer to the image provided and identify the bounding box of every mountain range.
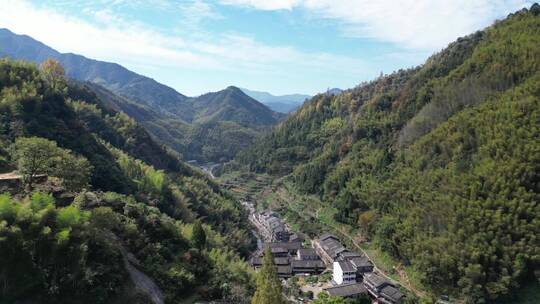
[239,88,310,113]
[0,28,284,162]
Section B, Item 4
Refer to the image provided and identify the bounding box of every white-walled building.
[333,260,356,285]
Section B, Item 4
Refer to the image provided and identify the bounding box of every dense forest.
[238,6,540,302]
[0,59,256,303]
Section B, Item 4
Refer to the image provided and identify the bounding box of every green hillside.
[0,59,255,303]
[238,6,540,302]
[0,30,285,163]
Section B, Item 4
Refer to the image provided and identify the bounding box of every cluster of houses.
[249,213,405,304]
[255,211,301,242]
[314,233,404,304]
[250,242,326,278]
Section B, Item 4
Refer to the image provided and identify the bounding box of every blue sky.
[0,0,534,96]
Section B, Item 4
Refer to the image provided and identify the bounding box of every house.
[333,260,357,285]
[348,256,374,274]
[259,212,290,242]
[277,265,292,278]
[249,256,289,268]
[379,285,405,304]
[338,251,363,260]
[266,242,303,255]
[324,283,368,298]
[363,273,393,298]
[314,234,349,265]
[291,260,325,274]
[270,246,289,257]
[289,233,303,242]
[297,248,320,261]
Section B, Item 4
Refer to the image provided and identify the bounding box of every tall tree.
[10,137,60,188]
[192,221,206,250]
[251,247,284,304]
[40,58,66,91]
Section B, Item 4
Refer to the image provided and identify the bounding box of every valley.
[0,2,539,304]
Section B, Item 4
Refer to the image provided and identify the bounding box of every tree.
[312,293,348,304]
[40,58,66,91]
[55,151,92,192]
[10,137,92,191]
[251,247,284,304]
[10,137,60,188]
[192,221,206,250]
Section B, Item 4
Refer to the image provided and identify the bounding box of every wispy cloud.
[220,0,534,50]
[0,0,375,94]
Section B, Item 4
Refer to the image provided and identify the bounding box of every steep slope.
[0,59,255,303]
[240,87,310,113]
[191,86,284,126]
[238,6,540,302]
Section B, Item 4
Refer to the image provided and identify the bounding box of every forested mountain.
[240,87,310,113]
[0,28,193,122]
[0,59,255,303]
[0,29,284,162]
[191,86,284,126]
[239,6,540,302]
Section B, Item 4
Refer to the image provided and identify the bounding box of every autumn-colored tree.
[251,247,284,304]
[40,58,66,91]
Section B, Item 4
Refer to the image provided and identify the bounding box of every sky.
[0,0,534,96]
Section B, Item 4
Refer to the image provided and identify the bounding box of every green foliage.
[192,220,207,249]
[251,247,285,304]
[55,150,93,191]
[312,293,348,304]
[239,7,540,302]
[10,137,60,187]
[0,193,125,303]
[10,136,93,191]
[0,58,256,302]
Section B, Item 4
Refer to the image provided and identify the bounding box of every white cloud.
[219,0,300,10]
[0,0,373,94]
[220,0,534,49]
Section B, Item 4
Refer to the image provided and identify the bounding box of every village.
[245,202,405,304]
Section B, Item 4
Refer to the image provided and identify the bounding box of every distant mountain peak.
[239,87,311,113]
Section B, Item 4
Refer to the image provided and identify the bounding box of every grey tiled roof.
[364,273,390,289]
[337,260,356,272]
[291,260,325,269]
[380,285,404,301]
[349,256,373,268]
[325,283,367,297]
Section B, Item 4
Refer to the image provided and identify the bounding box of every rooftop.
[364,273,390,289]
[337,260,355,272]
[298,248,317,256]
[380,285,405,301]
[325,283,367,297]
[291,260,325,269]
[349,256,373,268]
[319,233,339,242]
[266,242,302,251]
[339,252,363,259]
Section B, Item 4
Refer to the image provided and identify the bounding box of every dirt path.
[110,232,164,304]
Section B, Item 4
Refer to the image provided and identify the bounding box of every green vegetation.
[10,136,92,190]
[251,247,285,304]
[312,293,370,304]
[0,58,256,302]
[238,7,540,303]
